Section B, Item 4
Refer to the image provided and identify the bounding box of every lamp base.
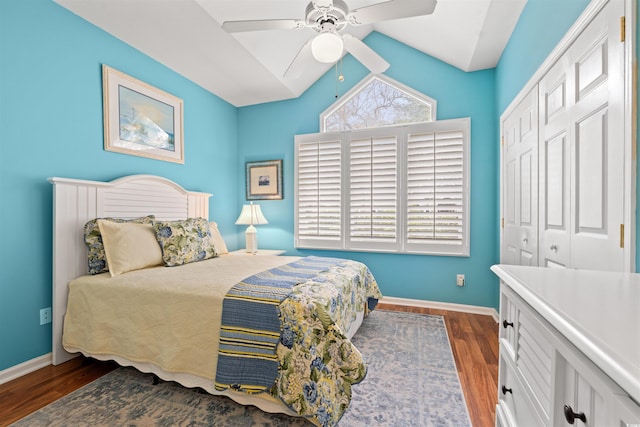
[245,225,257,253]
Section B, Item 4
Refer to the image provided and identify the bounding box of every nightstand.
[230,249,286,256]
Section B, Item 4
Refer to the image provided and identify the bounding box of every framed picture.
[246,159,283,200]
[102,65,184,164]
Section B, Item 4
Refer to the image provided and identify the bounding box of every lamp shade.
[235,203,268,225]
[311,32,343,63]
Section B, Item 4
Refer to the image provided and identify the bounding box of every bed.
[49,174,381,427]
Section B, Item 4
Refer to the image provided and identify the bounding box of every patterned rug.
[11,311,471,426]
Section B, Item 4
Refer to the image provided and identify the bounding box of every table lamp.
[235,202,268,253]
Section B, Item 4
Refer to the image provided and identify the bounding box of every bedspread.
[62,255,303,379]
[62,254,381,426]
[215,257,346,392]
[216,256,382,427]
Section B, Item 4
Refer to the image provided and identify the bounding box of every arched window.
[320,74,437,132]
[295,75,469,257]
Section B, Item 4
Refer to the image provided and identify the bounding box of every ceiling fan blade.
[222,19,305,33]
[342,34,389,74]
[349,0,437,25]
[283,39,314,79]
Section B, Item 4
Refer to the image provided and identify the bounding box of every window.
[296,134,342,247]
[295,118,470,256]
[405,124,467,254]
[320,74,436,132]
[349,128,399,252]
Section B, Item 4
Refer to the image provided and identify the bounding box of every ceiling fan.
[221,0,437,78]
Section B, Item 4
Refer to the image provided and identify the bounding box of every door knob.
[550,244,558,252]
[563,405,586,424]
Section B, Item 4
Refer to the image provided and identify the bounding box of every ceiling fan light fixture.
[311,31,343,63]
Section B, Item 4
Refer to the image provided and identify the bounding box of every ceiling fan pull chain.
[335,58,344,98]
[335,62,339,98]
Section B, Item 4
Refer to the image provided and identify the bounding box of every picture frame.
[102,65,184,164]
[246,159,283,200]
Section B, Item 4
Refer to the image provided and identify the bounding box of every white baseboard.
[0,353,52,385]
[380,296,499,322]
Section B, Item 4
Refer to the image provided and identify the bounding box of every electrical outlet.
[40,307,52,325]
[456,274,465,287]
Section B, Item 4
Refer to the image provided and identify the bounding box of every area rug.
[11,311,471,426]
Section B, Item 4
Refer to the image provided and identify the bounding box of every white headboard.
[49,175,212,365]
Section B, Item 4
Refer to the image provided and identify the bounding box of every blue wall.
[0,0,238,371]
[0,0,630,373]
[496,0,592,112]
[238,32,500,309]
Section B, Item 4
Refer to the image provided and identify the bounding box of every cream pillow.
[209,221,229,255]
[97,219,164,277]
[84,215,156,274]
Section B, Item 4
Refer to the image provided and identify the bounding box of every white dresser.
[491,265,640,426]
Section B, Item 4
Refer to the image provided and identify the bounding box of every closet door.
[539,0,625,271]
[502,87,538,266]
[539,57,571,268]
[568,0,624,270]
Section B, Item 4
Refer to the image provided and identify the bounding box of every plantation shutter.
[348,130,399,249]
[295,133,343,249]
[295,118,469,256]
[406,120,468,254]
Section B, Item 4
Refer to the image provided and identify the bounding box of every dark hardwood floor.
[0,304,498,427]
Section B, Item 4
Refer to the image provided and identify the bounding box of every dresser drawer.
[554,342,624,426]
[500,284,554,422]
[515,305,553,420]
[498,354,545,427]
[499,286,519,359]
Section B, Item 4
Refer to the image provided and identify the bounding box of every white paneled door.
[539,0,625,271]
[502,87,538,266]
[539,53,571,268]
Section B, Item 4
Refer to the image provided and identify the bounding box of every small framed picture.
[102,65,184,164]
[246,159,283,200]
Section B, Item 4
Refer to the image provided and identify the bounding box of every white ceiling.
[54,0,526,107]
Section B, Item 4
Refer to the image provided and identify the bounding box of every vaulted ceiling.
[54,0,527,107]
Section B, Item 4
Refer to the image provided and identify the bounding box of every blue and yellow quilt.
[215,256,382,427]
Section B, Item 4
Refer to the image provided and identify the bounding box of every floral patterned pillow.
[84,215,156,275]
[154,217,217,267]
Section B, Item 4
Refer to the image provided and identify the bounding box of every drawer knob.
[502,319,514,328]
[501,385,512,395]
[563,405,586,424]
